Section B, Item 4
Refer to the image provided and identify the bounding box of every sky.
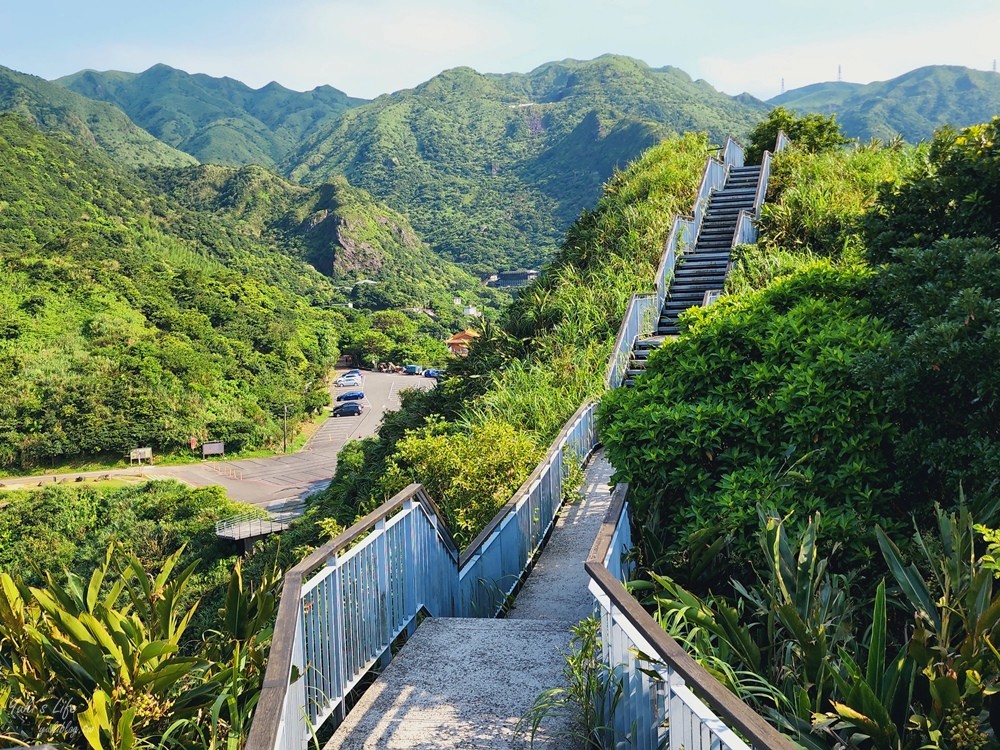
[3,0,999,100]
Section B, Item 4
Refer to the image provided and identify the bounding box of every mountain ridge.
[0,64,196,167]
[770,65,1000,141]
[56,63,368,167]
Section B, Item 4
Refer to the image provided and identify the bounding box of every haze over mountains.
[3,54,999,273]
[770,65,1000,142]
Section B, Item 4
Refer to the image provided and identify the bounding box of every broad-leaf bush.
[599,264,902,581]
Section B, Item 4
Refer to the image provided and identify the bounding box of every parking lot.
[150,371,435,512]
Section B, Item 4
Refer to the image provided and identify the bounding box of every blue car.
[336,390,365,402]
[331,403,363,417]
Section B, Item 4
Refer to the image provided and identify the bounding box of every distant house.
[445,329,480,356]
[491,269,539,288]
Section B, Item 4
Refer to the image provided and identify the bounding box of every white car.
[335,374,362,387]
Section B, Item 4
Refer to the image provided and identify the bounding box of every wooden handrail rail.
[585,485,798,750]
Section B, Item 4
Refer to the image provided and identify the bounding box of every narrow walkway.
[326,451,615,749]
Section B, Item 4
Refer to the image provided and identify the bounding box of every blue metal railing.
[249,133,792,750]
[585,486,796,750]
[247,403,598,750]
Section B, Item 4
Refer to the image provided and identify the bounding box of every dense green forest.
[0,106,497,472]
[0,65,196,168]
[0,481,279,748]
[599,115,1000,748]
[145,162,506,315]
[0,113,341,469]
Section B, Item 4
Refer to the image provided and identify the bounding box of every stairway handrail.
[585,484,799,750]
[721,135,746,171]
[604,293,655,389]
[753,150,772,217]
[248,483,459,750]
[459,398,598,567]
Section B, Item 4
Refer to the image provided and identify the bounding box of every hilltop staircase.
[624,164,762,386]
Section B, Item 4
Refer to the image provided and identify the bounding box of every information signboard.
[202,441,225,457]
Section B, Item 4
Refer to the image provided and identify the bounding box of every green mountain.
[0,112,348,469]
[285,55,767,270]
[771,65,1000,142]
[0,65,196,168]
[145,163,504,313]
[57,64,367,168]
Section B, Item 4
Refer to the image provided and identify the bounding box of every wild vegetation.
[296,132,709,548]
[0,114,343,470]
[600,114,1000,747]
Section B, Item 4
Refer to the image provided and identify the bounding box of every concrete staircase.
[624,165,762,386]
[324,455,616,749]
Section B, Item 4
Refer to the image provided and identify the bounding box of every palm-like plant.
[0,545,209,748]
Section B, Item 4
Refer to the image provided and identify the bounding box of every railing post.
[403,500,418,637]
[375,518,391,669]
[328,554,348,723]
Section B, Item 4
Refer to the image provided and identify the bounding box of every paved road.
[0,372,434,515]
[151,371,434,512]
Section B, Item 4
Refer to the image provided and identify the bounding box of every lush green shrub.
[599,264,902,581]
[757,141,919,261]
[859,237,1000,518]
[864,117,1000,262]
[746,106,850,164]
[380,418,544,545]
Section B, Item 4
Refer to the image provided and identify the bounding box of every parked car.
[336,390,365,402]
[335,374,362,387]
[403,364,424,375]
[331,402,363,417]
[344,369,362,377]
[423,368,443,378]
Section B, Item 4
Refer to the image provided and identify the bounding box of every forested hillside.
[284,55,766,270]
[146,163,505,315]
[57,64,367,167]
[772,65,1000,142]
[0,65,196,167]
[600,115,1000,748]
[0,114,340,469]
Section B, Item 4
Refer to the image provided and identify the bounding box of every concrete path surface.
[326,450,614,749]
